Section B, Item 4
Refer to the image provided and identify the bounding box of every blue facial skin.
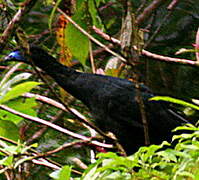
[5,50,26,61]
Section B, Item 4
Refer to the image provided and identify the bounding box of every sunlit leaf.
[49,166,72,180]
[0,98,38,124]
[65,2,89,65]
[0,81,41,104]
[150,96,199,110]
[0,120,19,141]
[88,0,104,29]
[0,156,13,166]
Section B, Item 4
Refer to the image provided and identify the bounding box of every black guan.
[5,46,188,154]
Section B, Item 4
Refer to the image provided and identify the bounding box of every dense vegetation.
[0,0,198,179]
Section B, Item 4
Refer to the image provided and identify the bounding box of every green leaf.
[49,166,72,180]
[59,166,72,180]
[82,164,99,180]
[0,98,38,124]
[0,120,19,141]
[0,156,13,166]
[65,2,89,65]
[76,0,85,9]
[88,0,104,29]
[97,152,119,159]
[157,149,177,162]
[176,171,195,179]
[150,96,199,111]
[173,124,198,132]
[0,81,41,104]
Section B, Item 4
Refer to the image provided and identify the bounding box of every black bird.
[5,46,188,154]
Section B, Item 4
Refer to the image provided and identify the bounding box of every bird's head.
[4,49,28,63]
[4,46,55,66]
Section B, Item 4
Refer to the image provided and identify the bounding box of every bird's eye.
[8,52,15,58]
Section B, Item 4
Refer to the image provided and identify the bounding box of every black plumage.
[5,46,188,154]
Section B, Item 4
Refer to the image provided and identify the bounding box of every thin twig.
[36,140,90,162]
[144,11,173,48]
[32,159,60,170]
[92,26,120,44]
[24,93,103,148]
[26,110,64,144]
[144,0,180,48]
[135,89,150,145]
[23,92,98,131]
[0,0,38,52]
[32,158,82,174]
[93,26,199,66]
[92,44,114,57]
[24,93,67,112]
[141,49,199,66]
[0,63,23,87]
[195,27,199,62]
[0,104,113,149]
[167,0,179,10]
[136,0,147,15]
[0,65,33,73]
[0,137,83,174]
[70,157,88,170]
[136,0,165,25]
[89,41,96,73]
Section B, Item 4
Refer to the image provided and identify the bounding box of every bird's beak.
[0,54,13,65]
[4,54,12,61]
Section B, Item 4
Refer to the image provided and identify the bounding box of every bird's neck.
[31,53,92,105]
[32,55,76,77]
[32,55,79,89]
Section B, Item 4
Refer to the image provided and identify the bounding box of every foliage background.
[0,0,199,179]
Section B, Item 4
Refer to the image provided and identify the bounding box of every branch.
[0,65,33,73]
[26,110,64,144]
[141,49,199,66]
[0,136,82,174]
[144,11,172,48]
[32,159,60,170]
[167,0,179,10]
[92,26,120,44]
[0,0,38,53]
[70,157,88,170]
[35,139,92,170]
[24,93,113,149]
[195,27,199,62]
[136,0,165,25]
[23,92,104,135]
[93,26,199,66]
[89,41,96,73]
[0,104,113,149]
[144,0,180,48]
[0,63,23,87]
[32,158,82,174]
